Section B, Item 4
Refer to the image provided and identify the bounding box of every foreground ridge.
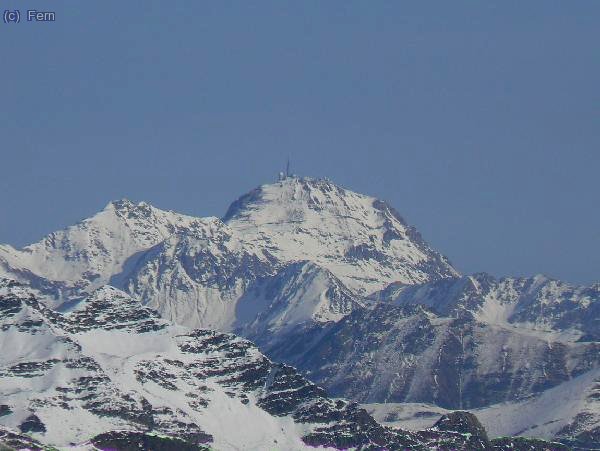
[0,279,566,450]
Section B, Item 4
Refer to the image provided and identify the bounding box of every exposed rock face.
[0,178,599,448]
[433,411,489,447]
[248,274,600,448]
[277,302,600,408]
[65,286,167,333]
[4,280,557,451]
[18,415,46,434]
[0,426,49,451]
[387,273,600,342]
[90,431,210,451]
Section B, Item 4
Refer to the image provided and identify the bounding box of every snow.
[0,200,222,296]
[473,367,600,439]
[0,178,458,336]
[0,284,338,450]
[364,402,449,431]
[224,177,458,295]
[366,366,600,441]
[1,177,598,448]
[235,261,362,337]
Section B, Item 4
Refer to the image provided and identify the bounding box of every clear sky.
[1,2,598,285]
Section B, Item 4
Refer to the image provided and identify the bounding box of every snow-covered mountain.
[2,279,557,451]
[266,274,600,448]
[0,175,598,448]
[0,176,457,331]
[385,273,600,341]
[234,261,364,344]
[117,226,275,331]
[0,199,222,299]
[224,177,458,294]
[0,279,386,450]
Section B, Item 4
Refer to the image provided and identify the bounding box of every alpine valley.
[1,176,598,450]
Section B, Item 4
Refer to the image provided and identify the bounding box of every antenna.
[286,156,290,178]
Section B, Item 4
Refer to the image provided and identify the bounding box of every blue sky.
[1,1,598,284]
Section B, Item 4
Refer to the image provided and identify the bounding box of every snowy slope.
[0,280,332,449]
[0,200,219,301]
[366,366,600,448]
[235,261,364,341]
[224,176,458,294]
[386,273,600,340]
[118,225,275,331]
[4,278,528,451]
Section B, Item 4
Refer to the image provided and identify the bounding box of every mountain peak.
[105,198,136,210]
[223,176,355,223]
[0,199,223,297]
[104,198,160,217]
[224,177,458,294]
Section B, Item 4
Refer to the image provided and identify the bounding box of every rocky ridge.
[2,279,567,450]
[0,176,598,448]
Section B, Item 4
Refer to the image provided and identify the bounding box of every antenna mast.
[286,156,290,178]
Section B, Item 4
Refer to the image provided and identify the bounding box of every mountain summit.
[224,176,458,294]
[0,176,457,329]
